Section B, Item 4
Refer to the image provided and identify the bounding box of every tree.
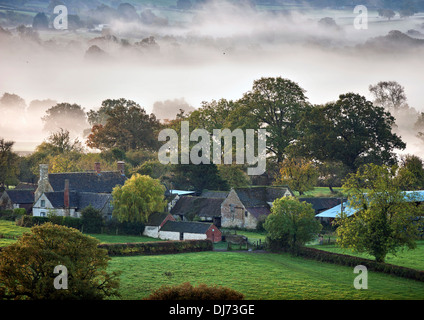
[336,164,423,263]
[32,12,49,30]
[264,196,322,252]
[42,103,88,136]
[0,223,120,299]
[378,8,396,20]
[0,138,19,188]
[217,164,251,188]
[86,99,161,152]
[81,205,104,234]
[235,77,310,163]
[46,128,83,154]
[414,112,424,142]
[293,93,406,171]
[112,174,166,223]
[276,157,318,196]
[316,160,349,194]
[0,93,26,113]
[396,154,424,190]
[369,81,408,113]
[170,163,229,193]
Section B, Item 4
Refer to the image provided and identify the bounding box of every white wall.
[158,231,180,241]
[143,226,159,238]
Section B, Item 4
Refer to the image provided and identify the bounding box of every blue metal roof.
[316,190,424,219]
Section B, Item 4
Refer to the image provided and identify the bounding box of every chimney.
[34,164,53,202]
[117,161,125,175]
[95,162,101,174]
[64,179,70,216]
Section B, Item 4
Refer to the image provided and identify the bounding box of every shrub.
[98,240,213,256]
[0,223,121,300]
[81,205,103,234]
[144,282,244,300]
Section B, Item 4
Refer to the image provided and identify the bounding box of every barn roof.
[234,186,293,208]
[200,190,229,199]
[160,221,213,234]
[170,196,222,218]
[316,190,424,218]
[48,171,126,193]
[146,212,173,226]
[299,197,343,213]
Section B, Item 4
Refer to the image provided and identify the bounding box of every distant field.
[108,251,424,300]
[310,241,424,271]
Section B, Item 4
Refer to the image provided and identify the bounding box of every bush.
[103,219,145,236]
[144,282,244,300]
[98,239,213,256]
[81,205,103,234]
[0,223,121,300]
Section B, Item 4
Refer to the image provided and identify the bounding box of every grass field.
[108,251,424,300]
[2,219,424,300]
[310,241,424,271]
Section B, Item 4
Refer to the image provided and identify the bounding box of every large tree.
[293,93,406,171]
[86,99,161,152]
[234,77,311,163]
[336,164,423,263]
[42,102,88,136]
[369,81,408,112]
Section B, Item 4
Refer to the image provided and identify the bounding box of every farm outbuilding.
[158,220,222,242]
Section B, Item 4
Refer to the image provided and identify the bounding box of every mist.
[0,1,423,158]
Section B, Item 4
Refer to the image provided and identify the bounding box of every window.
[40,200,45,207]
[41,212,46,217]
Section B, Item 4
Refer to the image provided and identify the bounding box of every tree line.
[1,77,424,195]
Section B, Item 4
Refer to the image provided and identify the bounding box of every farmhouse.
[158,220,222,242]
[221,186,294,229]
[32,162,126,218]
[170,196,224,227]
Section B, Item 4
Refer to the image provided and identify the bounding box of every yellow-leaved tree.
[112,174,166,223]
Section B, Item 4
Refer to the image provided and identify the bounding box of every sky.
[0,2,423,155]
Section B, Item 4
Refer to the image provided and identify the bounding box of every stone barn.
[221,186,294,229]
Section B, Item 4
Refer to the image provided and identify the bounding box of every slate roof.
[170,196,223,218]
[200,190,229,199]
[44,191,111,211]
[299,197,343,213]
[44,191,78,208]
[4,189,35,204]
[14,183,37,191]
[160,220,213,234]
[48,171,126,193]
[146,212,174,226]
[234,186,293,208]
[316,190,424,218]
[246,206,271,219]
